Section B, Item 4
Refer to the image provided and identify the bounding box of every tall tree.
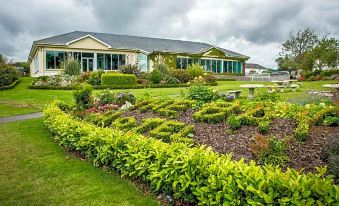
[312,35,339,70]
[277,28,318,72]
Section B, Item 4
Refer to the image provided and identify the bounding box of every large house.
[245,63,268,75]
[28,31,249,77]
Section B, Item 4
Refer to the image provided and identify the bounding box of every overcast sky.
[1,0,339,68]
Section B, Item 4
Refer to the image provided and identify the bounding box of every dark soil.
[122,109,339,173]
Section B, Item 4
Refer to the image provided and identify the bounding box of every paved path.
[0,112,43,123]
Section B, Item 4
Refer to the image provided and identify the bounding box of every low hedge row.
[43,101,339,205]
[101,73,137,86]
[29,82,190,90]
[0,79,20,90]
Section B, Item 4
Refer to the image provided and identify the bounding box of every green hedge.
[29,79,189,90]
[43,101,339,205]
[101,73,137,86]
[0,79,20,90]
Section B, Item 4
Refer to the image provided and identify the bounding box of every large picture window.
[46,50,67,69]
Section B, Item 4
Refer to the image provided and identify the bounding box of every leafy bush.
[115,92,136,105]
[170,69,191,83]
[97,89,115,105]
[154,63,169,75]
[258,120,271,134]
[43,102,339,205]
[187,63,204,79]
[73,85,93,109]
[202,73,216,84]
[322,116,339,126]
[101,73,137,86]
[147,69,162,84]
[306,76,315,81]
[163,75,180,84]
[87,70,104,85]
[0,66,18,87]
[324,134,339,180]
[64,60,81,76]
[255,92,280,102]
[112,117,137,130]
[187,80,218,104]
[250,135,289,166]
[120,64,141,77]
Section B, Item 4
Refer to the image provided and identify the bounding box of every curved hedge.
[0,79,20,90]
[43,101,339,205]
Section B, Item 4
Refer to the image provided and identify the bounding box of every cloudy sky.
[1,0,339,68]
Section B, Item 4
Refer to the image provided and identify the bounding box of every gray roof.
[33,31,249,59]
[245,63,268,70]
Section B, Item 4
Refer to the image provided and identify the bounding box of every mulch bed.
[121,109,339,173]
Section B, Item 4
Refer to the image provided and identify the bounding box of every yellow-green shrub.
[43,101,339,205]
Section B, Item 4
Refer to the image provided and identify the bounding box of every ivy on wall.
[150,53,177,70]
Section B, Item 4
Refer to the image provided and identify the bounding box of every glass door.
[82,58,94,72]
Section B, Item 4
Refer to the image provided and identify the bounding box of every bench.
[228,90,242,98]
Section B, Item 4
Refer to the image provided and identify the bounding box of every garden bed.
[0,79,20,90]
[121,109,339,173]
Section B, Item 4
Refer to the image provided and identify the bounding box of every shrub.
[101,111,121,127]
[73,84,93,109]
[306,76,315,81]
[97,89,115,105]
[227,114,241,130]
[324,134,339,180]
[0,66,18,87]
[315,75,322,81]
[294,122,309,141]
[250,135,289,166]
[134,118,166,133]
[87,70,104,85]
[147,69,162,84]
[170,69,191,83]
[202,73,216,84]
[120,64,141,77]
[187,83,218,104]
[43,102,339,205]
[258,120,271,134]
[322,116,339,126]
[115,92,136,105]
[101,73,137,86]
[112,117,137,130]
[187,63,204,79]
[163,75,180,84]
[64,60,81,76]
[154,63,169,75]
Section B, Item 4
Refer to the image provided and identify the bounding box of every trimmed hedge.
[29,79,189,90]
[101,73,137,86]
[43,101,339,205]
[0,79,20,90]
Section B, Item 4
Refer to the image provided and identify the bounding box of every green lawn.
[0,118,160,206]
[0,77,335,117]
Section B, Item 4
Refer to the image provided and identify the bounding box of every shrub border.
[0,79,20,90]
[43,101,339,205]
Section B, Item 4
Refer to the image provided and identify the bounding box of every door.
[82,58,94,72]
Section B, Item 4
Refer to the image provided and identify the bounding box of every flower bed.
[44,101,339,205]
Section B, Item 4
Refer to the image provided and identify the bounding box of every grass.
[0,77,335,117]
[0,118,160,206]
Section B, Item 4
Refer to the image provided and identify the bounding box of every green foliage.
[97,89,115,105]
[170,69,191,83]
[101,73,137,86]
[251,135,289,166]
[134,118,166,133]
[227,114,242,130]
[258,120,271,134]
[119,64,141,77]
[115,92,136,105]
[294,122,309,141]
[43,102,339,206]
[255,92,280,102]
[163,75,180,84]
[87,70,104,85]
[187,63,204,79]
[101,111,121,127]
[147,69,162,84]
[0,66,18,87]
[64,60,81,76]
[325,135,339,180]
[193,103,239,124]
[112,117,137,130]
[322,116,339,126]
[73,85,93,109]
[187,78,219,104]
[154,63,169,75]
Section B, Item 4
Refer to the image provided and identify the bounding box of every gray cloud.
[0,0,338,68]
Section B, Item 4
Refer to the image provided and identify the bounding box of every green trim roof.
[32,31,249,59]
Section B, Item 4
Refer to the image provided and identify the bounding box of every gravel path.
[0,112,43,123]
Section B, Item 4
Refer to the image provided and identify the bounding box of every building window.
[112,54,118,70]
[33,55,39,73]
[118,54,126,69]
[45,50,66,69]
[176,58,181,69]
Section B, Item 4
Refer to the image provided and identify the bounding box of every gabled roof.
[31,31,249,59]
[245,63,268,70]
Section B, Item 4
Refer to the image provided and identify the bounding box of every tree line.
[276,28,339,74]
